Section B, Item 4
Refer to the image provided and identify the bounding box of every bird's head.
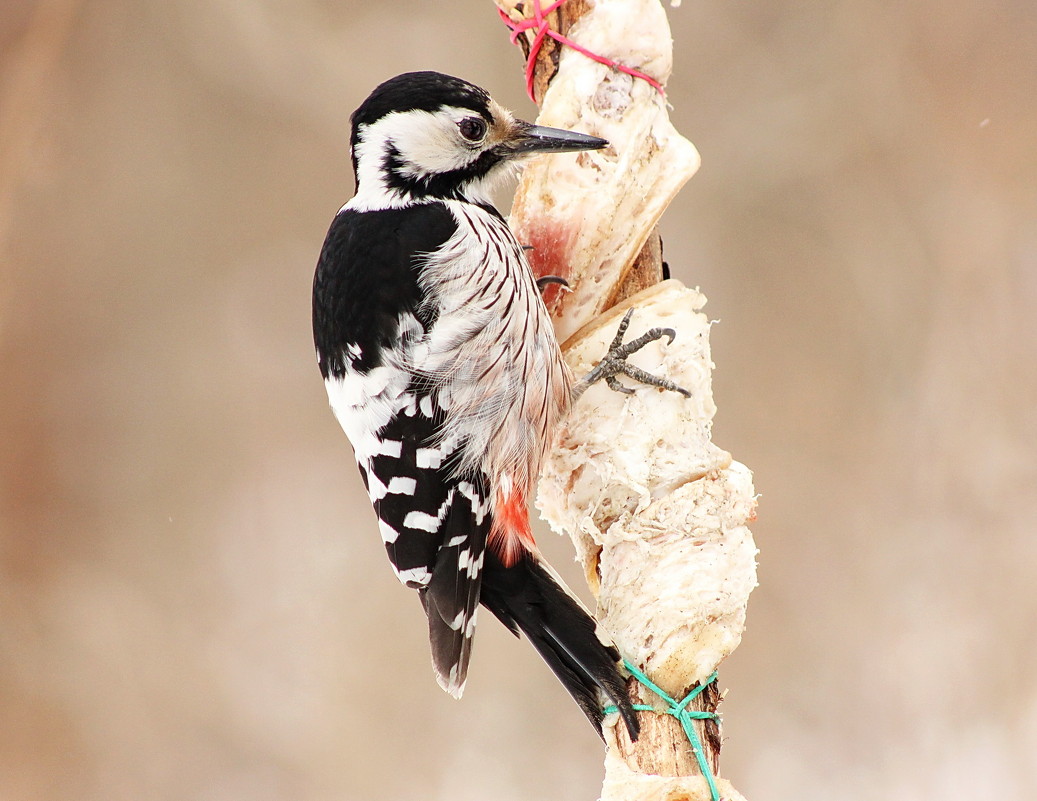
[348,71,607,208]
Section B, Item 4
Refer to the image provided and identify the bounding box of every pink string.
[498,0,666,102]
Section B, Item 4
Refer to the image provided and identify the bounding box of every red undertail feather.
[488,484,537,567]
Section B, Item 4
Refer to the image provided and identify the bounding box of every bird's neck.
[348,167,496,213]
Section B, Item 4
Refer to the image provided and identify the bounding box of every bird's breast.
[416,201,572,493]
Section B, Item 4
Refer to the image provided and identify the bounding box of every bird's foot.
[573,309,691,401]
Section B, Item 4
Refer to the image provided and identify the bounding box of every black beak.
[506,121,609,155]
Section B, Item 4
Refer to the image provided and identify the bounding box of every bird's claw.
[574,309,692,400]
[536,275,570,292]
[605,375,636,395]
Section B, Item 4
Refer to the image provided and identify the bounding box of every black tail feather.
[418,485,489,699]
[479,549,640,741]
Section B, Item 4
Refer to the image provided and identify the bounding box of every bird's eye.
[458,117,488,142]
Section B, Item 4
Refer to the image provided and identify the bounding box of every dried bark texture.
[498,0,700,342]
[542,283,757,694]
[538,284,758,796]
[497,1,757,799]
[606,229,665,308]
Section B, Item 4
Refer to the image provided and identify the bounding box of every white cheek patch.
[349,104,513,210]
[358,106,495,181]
[382,109,480,178]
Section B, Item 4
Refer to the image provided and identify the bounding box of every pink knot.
[498,0,666,103]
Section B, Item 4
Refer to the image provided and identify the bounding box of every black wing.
[314,202,490,694]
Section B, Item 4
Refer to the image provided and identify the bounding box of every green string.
[603,660,721,801]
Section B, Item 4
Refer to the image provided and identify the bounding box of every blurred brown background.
[2,1,1035,799]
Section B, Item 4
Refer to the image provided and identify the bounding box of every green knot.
[603,660,721,801]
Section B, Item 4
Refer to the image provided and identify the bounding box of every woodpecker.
[313,72,683,739]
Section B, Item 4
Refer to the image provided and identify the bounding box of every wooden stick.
[497,2,757,799]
